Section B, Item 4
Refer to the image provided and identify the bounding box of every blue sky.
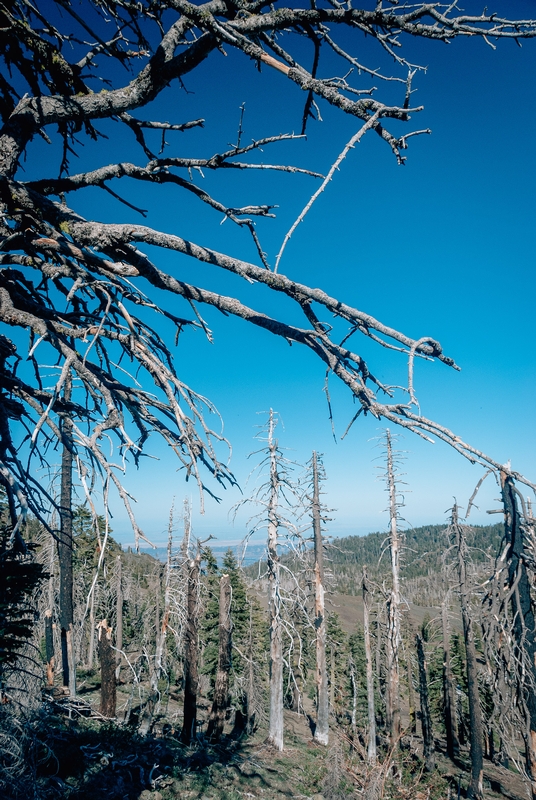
[14,1,536,546]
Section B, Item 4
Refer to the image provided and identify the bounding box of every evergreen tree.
[0,525,46,682]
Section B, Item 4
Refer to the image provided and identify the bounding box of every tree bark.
[98,619,116,718]
[246,600,256,734]
[501,473,536,799]
[363,567,377,764]
[407,646,416,735]
[385,430,401,745]
[58,373,75,697]
[45,532,55,687]
[45,609,55,688]
[267,411,284,750]
[87,582,96,670]
[452,509,484,799]
[115,555,123,680]
[207,573,232,741]
[416,632,435,772]
[442,597,460,760]
[312,450,329,746]
[181,553,201,745]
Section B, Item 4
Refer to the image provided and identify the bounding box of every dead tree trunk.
[87,582,96,670]
[207,573,232,741]
[246,600,256,734]
[115,555,123,680]
[363,567,377,764]
[181,552,201,745]
[501,473,536,799]
[98,619,116,718]
[58,374,75,697]
[267,412,284,751]
[385,430,401,745]
[141,538,172,737]
[312,450,329,746]
[442,597,460,760]
[406,643,417,735]
[416,632,435,772]
[451,507,484,799]
[349,655,358,732]
[45,532,55,687]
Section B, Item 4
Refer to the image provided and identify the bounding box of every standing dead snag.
[115,555,123,681]
[363,566,377,765]
[442,595,460,761]
[58,375,76,698]
[140,509,174,735]
[236,410,301,751]
[447,507,484,800]
[266,412,284,751]
[501,473,536,798]
[45,532,55,688]
[416,631,434,772]
[384,430,402,746]
[181,550,201,746]
[207,573,232,742]
[98,619,116,719]
[311,451,329,746]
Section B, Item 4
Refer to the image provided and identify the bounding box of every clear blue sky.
[16,1,536,547]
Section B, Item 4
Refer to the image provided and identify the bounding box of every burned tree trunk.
[385,430,401,745]
[442,597,460,760]
[363,567,377,764]
[115,555,123,680]
[45,610,54,688]
[87,582,96,670]
[140,518,173,736]
[45,533,55,687]
[98,619,116,718]
[451,508,484,799]
[312,450,329,746]
[58,375,75,697]
[406,644,416,736]
[501,473,536,799]
[416,632,435,772]
[181,552,201,745]
[246,601,256,734]
[207,573,232,741]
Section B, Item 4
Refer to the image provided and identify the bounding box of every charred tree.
[416,632,435,772]
[140,510,175,735]
[181,551,201,745]
[58,374,75,697]
[501,473,536,798]
[115,555,123,680]
[98,619,116,718]
[312,450,329,746]
[406,648,417,736]
[246,601,256,734]
[442,597,460,760]
[87,581,97,670]
[207,573,232,742]
[45,532,55,687]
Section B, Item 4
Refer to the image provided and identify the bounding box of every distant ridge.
[243,521,505,604]
[141,541,266,567]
